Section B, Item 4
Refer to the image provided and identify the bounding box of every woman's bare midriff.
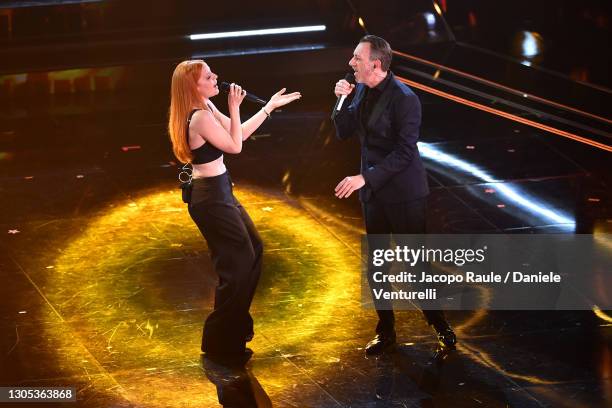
[192,155,226,178]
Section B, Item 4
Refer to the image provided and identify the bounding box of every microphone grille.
[219,82,230,92]
[345,73,356,84]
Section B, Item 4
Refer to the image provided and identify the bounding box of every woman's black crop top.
[187,109,223,164]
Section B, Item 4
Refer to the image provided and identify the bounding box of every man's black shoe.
[365,333,396,355]
[434,326,457,349]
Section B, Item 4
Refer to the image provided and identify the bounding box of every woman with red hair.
[168,59,301,358]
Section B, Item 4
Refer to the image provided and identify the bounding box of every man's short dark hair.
[360,35,392,71]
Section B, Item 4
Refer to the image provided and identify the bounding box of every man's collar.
[371,71,391,92]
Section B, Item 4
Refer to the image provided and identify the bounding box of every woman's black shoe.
[204,348,254,366]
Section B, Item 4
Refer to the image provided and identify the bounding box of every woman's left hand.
[267,88,302,111]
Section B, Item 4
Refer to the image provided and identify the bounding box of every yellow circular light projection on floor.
[46,183,363,406]
[44,182,557,406]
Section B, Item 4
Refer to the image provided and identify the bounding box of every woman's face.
[196,63,219,98]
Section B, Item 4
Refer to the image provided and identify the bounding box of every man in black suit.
[333,35,456,355]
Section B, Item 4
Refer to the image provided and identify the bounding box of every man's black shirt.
[360,71,391,128]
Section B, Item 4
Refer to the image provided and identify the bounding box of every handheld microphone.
[331,73,355,120]
[219,82,267,105]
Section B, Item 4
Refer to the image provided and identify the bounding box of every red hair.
[168,60,206,163]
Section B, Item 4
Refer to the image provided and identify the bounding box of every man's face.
[349,42,375,84]
[196,63,219,98]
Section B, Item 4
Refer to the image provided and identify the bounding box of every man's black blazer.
[333,72,429,203]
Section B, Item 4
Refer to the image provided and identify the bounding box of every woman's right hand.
[228,83,246,112]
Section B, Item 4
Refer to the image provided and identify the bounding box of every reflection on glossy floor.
[1,5,611,407]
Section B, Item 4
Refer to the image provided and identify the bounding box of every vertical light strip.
[433,1,443,15]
